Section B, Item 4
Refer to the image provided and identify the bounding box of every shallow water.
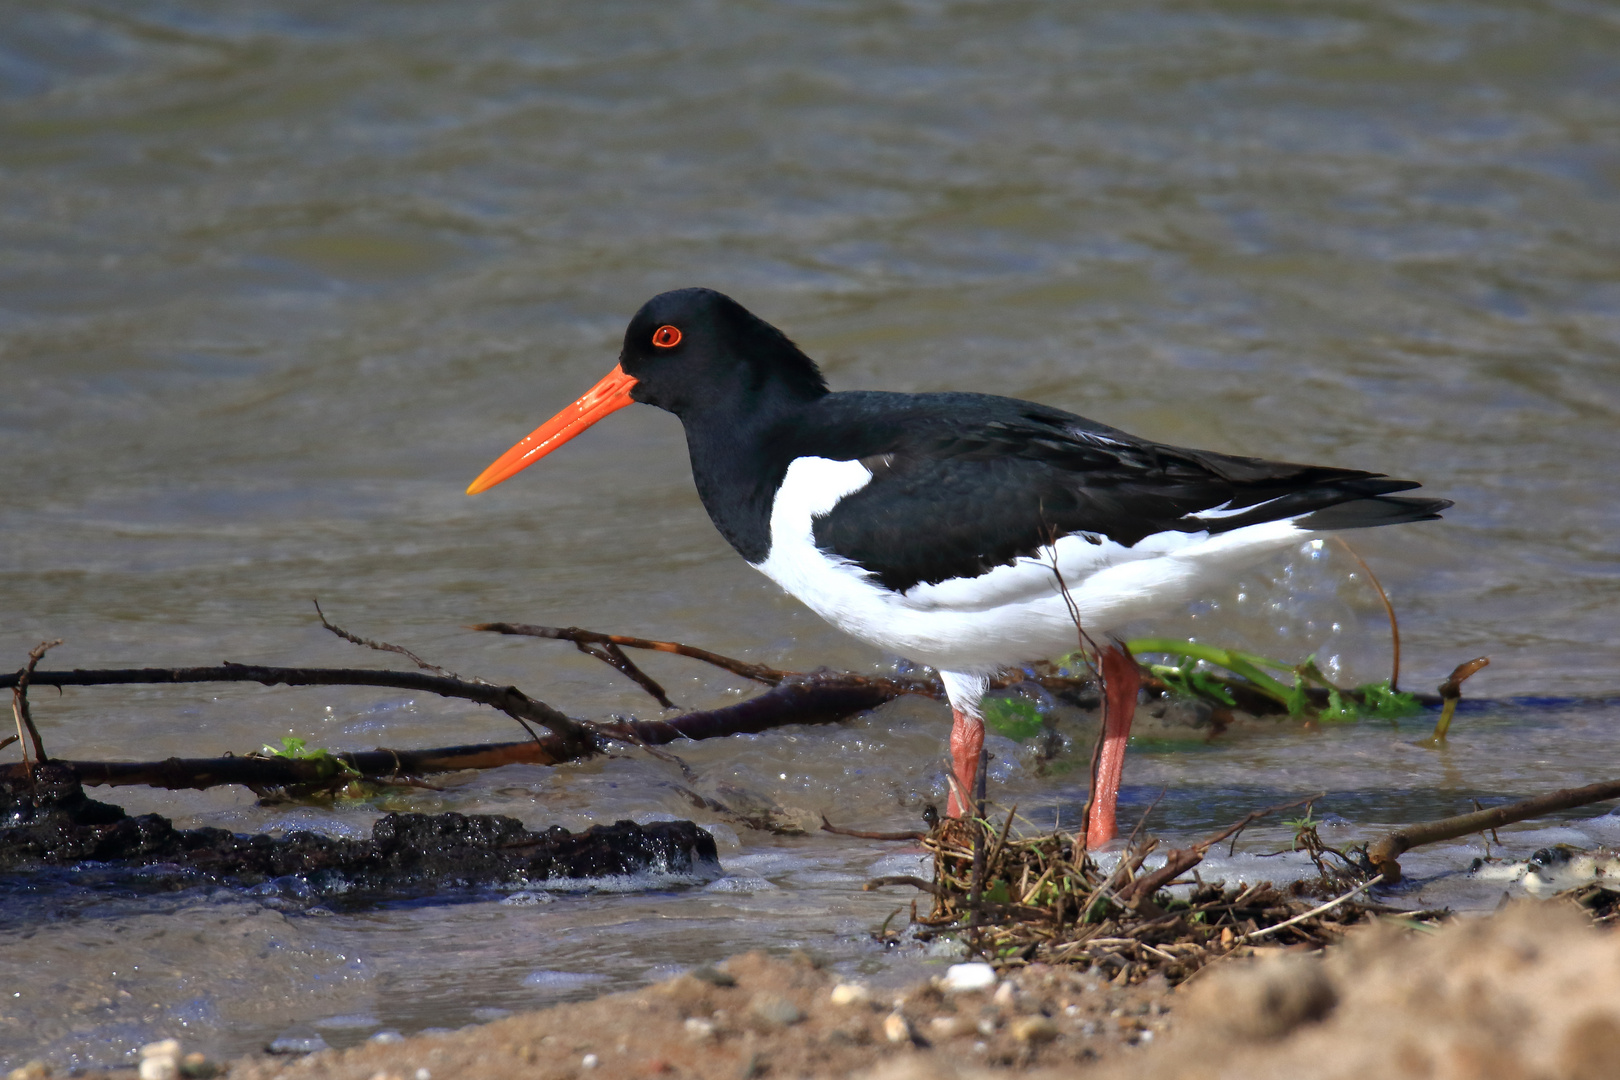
[3,0,1619,1070]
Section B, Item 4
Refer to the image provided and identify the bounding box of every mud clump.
[0,763,720,900]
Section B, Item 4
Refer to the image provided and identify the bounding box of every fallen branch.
[0,663,596,758]
[0,671,917,791]
[1367,777,1620,882]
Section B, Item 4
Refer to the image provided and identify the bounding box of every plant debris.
[868,806,1442,984]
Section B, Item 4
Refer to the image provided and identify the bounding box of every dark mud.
[0,764,720,902]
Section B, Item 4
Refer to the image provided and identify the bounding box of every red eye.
[652,325,682,348]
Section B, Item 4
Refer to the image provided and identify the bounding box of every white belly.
[752,456,1315,674]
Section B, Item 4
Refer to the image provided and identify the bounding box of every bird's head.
[466,288,825,495]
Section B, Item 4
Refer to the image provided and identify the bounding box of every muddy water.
[3,0,1619,1070]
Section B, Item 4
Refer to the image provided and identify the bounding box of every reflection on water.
[3,0,1619,1070]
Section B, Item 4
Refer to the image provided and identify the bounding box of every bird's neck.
[679,390,820,564]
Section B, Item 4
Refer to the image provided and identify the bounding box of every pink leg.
[946,706,985,819]
[1085,644,1141,849]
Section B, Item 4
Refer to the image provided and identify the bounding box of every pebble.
[1011,1016,1059,1044]
[829,982,871,1006]
[581,1054,599,1069]
[883,1012,914,1044]
[6,1061,50,1080]
[940,962,997,993]
[992,981,1019,1008]
[683,1017,717,1041]
[928,1015,965,1038]
[749,993,805,1028]
[138,1039,181,1080]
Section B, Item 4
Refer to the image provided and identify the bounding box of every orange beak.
[466,364,639,494]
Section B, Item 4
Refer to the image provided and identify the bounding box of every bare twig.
[575,639,677,708]
[316,601,458,678]
[1243,875,1385,942]
[472,623,792,686]
[1333,538,1400,690]
[1117,794,1323,905]
[11,639,62,768]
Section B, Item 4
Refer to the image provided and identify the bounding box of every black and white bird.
[468,288,1450,840]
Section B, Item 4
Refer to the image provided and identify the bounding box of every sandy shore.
[89,899,1597,1080]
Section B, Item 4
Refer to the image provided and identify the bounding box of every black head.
[619,288,828,418]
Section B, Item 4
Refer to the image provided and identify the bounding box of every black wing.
[804,392,1450,594]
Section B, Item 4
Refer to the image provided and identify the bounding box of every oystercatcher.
[468,288,1450,844]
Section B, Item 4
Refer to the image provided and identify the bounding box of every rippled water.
[3,0,1619,1070]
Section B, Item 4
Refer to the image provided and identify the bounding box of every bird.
[467,287,1450,845]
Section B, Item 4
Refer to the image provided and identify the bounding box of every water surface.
[3,0,1619,1070]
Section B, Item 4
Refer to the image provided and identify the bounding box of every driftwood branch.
[0,663,598,759]
[0,671,919,791]
[1367,777,1620,882]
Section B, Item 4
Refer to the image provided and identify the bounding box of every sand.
[156,900,1614,1080]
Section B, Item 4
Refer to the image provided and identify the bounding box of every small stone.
[7,1061,51,1080]
[941,962,997,993]
[829,983,871,1006]
[992,981,1018,1008]
[928,1015,965,1038]
[138,1043,181,1080]
[267,1035,328,1056]
[415,1070,431,1080]
[683,1017,717,1041]
[1011,1016,1059,1044]
[883,1012,914,1044]
[582,1054,599,1069]
[749,993,805,1028]
[369,1031,405,1045]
